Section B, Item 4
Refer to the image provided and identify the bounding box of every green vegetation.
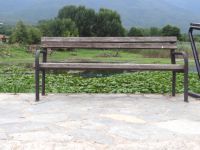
[4,5,199,45]
[128,27,144,36]
[9,21,29,44]
[94,8,125,37]
[58,5,96,36]
[0,44,173,64]
[1,0,200,32]
[1,42,200,65]
[0,66,200,94]
[127,25,181,40]
[0,43,200,94]
[38,18,78,37]
[7,5,126,44]
[161,25,181,40]
[0,44,33,64]
[9,21,42,44]
[0,23,12,35]
[44,6,125,37]
[1,5,200,95]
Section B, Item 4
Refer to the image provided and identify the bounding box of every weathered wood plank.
[41,42,176,49]
[39,63,184,71]
[190,25,200,30]
[42,37,177,43]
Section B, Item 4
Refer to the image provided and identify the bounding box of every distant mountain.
[0,0,200,32]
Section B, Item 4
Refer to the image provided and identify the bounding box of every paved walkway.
[0,94,200,150]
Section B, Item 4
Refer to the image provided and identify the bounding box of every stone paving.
[0,94,200,150]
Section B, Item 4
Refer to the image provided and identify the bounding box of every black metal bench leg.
[41,49,47,96]
[35,49,43,102]
[184,66,189,102]
[35,66,40,101]
[171,49,176,97]
[42,70,46,96]
[172,51,189,102]
[172,71,176,96]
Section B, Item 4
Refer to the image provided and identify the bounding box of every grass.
[2,42,199,67]
[0,44,34,64]
[1,43,189,65]
[49,49,171,64]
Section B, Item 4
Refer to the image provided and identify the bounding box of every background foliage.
[2,5,199,45]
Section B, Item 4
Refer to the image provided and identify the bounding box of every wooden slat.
[41,42,176,49]
[191,25,200,30]
[39,63,184,71]
[42,37,177,43]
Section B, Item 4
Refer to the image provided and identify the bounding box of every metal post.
[35,50,41,101]
[184,62,189,102]
[170,49,176,96]
[172,52,189,102]
[42,49,47,96]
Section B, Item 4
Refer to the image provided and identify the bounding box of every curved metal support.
[189,26,200,78]
[188,23,200,99]
[172,51,189,102]
[172,52,189,66]
[35,50,45,101]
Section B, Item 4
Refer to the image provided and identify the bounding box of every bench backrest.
[41,37,177,50]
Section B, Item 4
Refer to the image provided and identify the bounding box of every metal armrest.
[35,50,46,70]
[172,52,188,68]
[35,49,47,101]
[190,23,200,30]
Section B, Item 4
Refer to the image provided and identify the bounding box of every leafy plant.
[1,66,200,94]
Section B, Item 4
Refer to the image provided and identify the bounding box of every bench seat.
[39,63,184,71]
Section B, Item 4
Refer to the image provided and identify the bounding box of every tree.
[10,21,29,44]
[58,5,77,20]
[58,5,96,36]
[161,25,181,40]
[0,24,13,35]
[38,18,78,37]
[27,26,42,44]
[128,27,143,36]
[37,20,52,36]
[150,27,161,36]
[95,8,125,37]
[58,6,125,37]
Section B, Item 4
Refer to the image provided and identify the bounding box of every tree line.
[0,5,199,44]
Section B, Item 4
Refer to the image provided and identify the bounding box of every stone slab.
[0,93,200,150]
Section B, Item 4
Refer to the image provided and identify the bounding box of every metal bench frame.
[188,23,200,98]
[35,37,189,102]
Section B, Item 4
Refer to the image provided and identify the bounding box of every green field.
[0,44,170,65]
[0,43,200,94]
[1,42,199,65]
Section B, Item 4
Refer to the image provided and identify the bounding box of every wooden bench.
[35,37,189,102]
